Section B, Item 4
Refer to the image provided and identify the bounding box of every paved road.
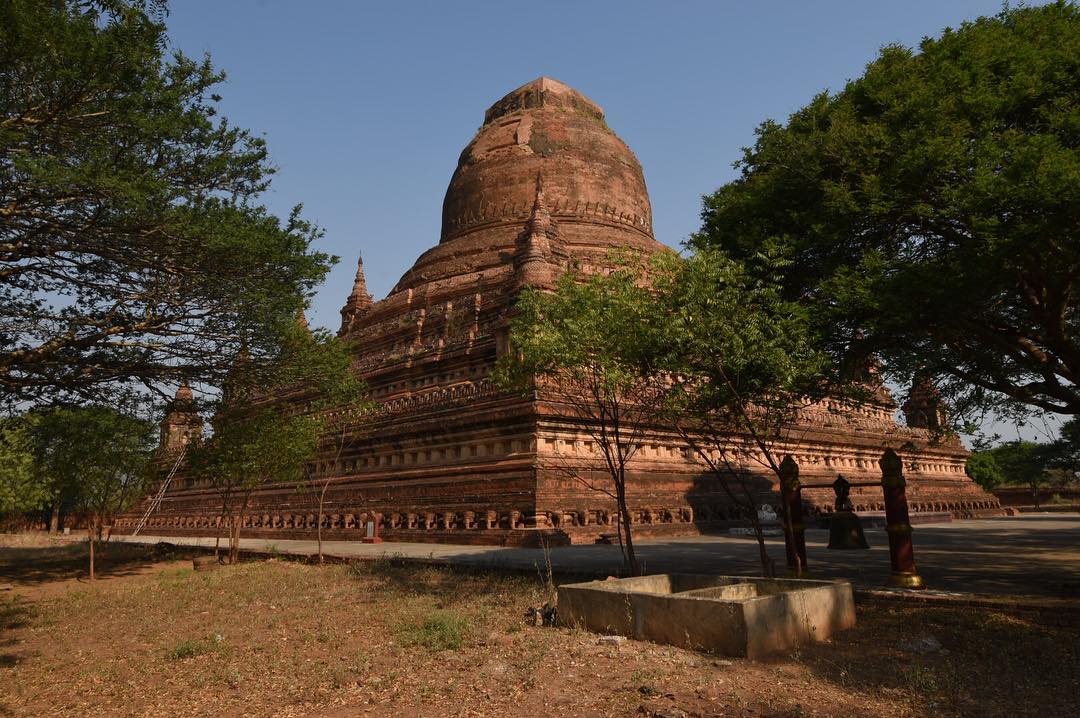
[117,513,1080,598]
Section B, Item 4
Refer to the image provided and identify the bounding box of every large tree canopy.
[694,2,1080,418]
[0,0,332,407]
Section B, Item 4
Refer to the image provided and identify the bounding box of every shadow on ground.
[790,601,1079,718]
[0,598,35,669]
[0,540,193,590]
[347,555,551,608]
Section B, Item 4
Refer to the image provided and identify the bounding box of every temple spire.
[902,373,948,431]
[174,384,193,404]
[525,172,552,239]
[159,384,202,453]
[512,173,556,291]
[339,253,374,335]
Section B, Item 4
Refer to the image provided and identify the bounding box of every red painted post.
[779,455,807,576]
[879,449,924,589]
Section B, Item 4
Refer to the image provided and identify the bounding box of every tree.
[990,441,1054,507]
[495,262,668,576]
[650,248,836,577]
[299,345,374,565]
[0,0,332,407]
[29,405,155,579]
[0,414,48,516]
[965,450,1005,491]
[191,322,369,564]
[305,399,377,564]
[694,2,1080,421]
[1046,417,1080,480]
[197,407,321,564]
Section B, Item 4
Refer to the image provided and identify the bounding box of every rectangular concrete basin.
[557,574,855,659]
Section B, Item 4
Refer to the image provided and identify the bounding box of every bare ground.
[0,537,1076,717]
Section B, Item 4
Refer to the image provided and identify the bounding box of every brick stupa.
[118,78,1000,544]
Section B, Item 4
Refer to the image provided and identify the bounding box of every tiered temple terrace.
[116,78,1000,546]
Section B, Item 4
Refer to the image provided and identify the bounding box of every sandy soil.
[0,536,1076,717]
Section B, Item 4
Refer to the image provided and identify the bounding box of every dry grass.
[0,544,1076,717]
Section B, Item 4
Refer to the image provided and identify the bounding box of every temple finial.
[525,172,551,235]
[339,253,374,335]
[513,173,557,292]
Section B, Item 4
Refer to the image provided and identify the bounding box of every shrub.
[398,611,470,651]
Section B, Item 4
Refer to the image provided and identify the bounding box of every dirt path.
[116,513,1080,598]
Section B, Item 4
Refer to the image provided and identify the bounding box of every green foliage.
[495,247,835,577]
[495,256,661,398]
[965,451,1005,491]
[987,441,1054,490]
[0,0,333,406]
[198,410,322,495]
[494,255,668,576]
[193,325,367,494]
[650,247,835,461]
[189,321,372,561]
[168,633,226,661]
[0,415,48,514]
[1048,417,1080,477]
[398,611,470,651]
[648,247,836,577]
[26,405,155,526]
[694,2,1080,419]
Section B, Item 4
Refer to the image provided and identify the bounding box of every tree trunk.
[784,517,804,577]
[740,484,773,577]
[230,518,240,565]
[214,501,228,560]
[614,473,640,576]
[778,497,804,577]
[49,503,60,534]
[317,479,330,565]
[749,514,773,578]
[230,492,253,565]
[620,508,640,576]
[87,522,96,580]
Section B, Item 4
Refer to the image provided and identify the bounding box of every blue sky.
[165,0,1036,330]
[166,1,1068,444]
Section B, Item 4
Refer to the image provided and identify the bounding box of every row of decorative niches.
[115,495,1001,535]
[350,317,502,373]
[361,365,490,401]
[319,379,966,465]
[321,378,503,423]
[537,434,967,476]
[441,197,652,242]
[170,438,968,492]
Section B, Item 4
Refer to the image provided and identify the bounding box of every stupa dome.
[441,77,653,243]
[389,77,660,294]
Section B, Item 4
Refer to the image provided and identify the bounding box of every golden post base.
[888,572,925,590]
